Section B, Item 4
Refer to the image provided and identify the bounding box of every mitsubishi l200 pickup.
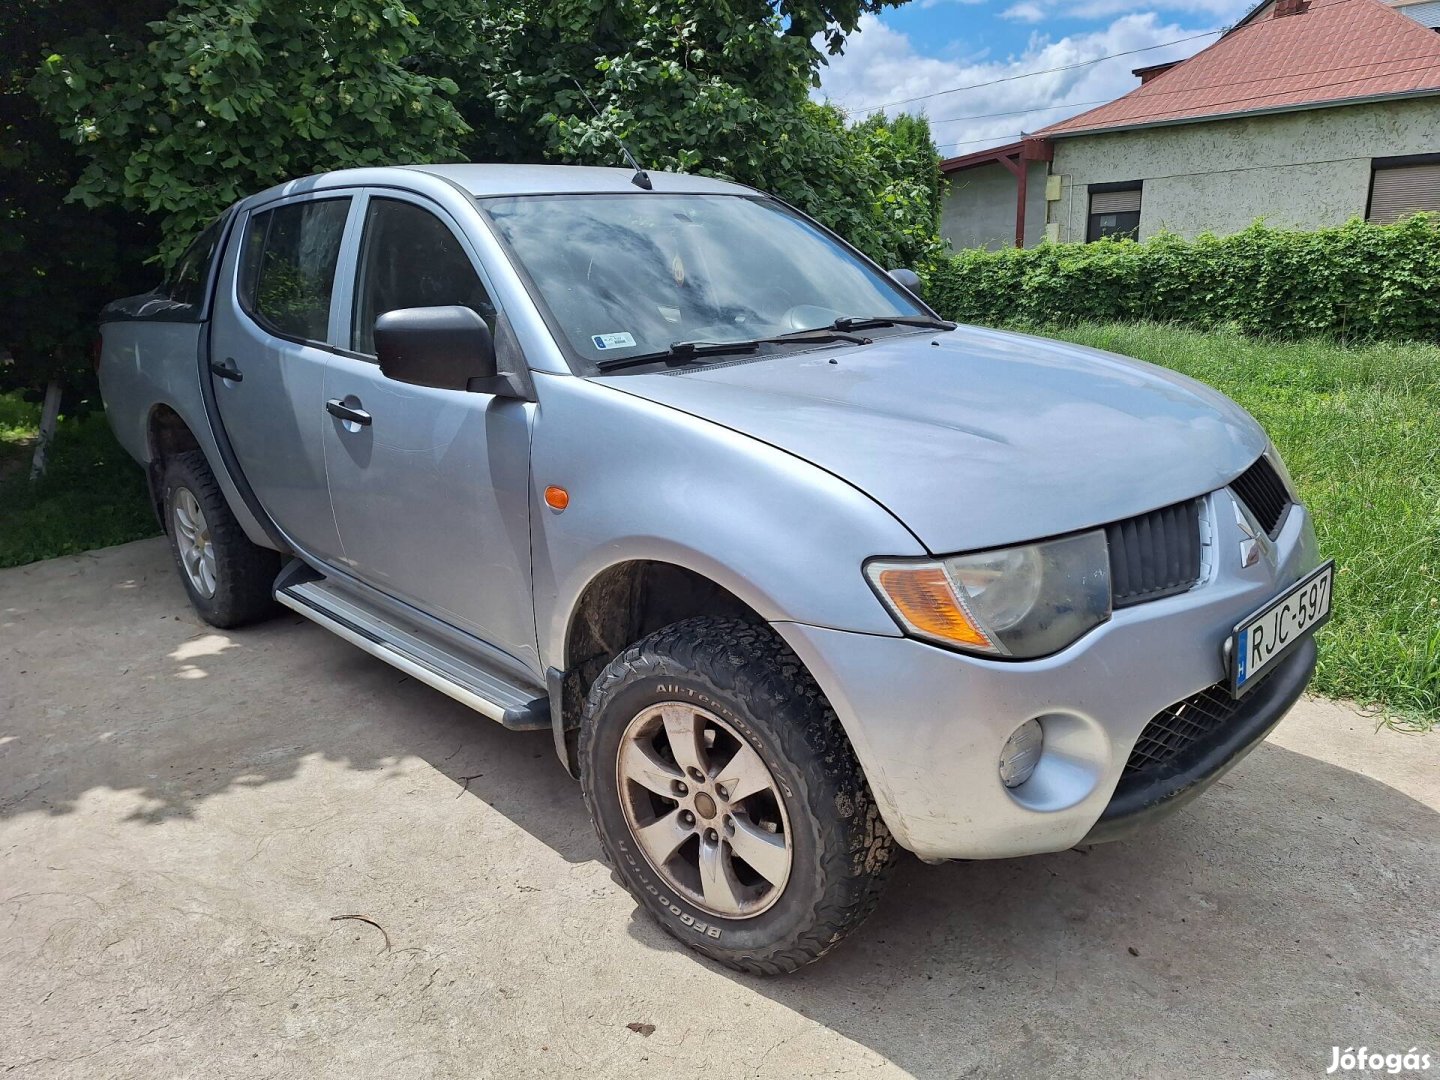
[99,164,1330,973]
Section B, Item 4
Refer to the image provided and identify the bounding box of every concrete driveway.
[2,538,1436,1079]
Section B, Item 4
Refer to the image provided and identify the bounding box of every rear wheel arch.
[144,405,204,524]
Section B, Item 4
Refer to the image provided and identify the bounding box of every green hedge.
[923,215,1440,343]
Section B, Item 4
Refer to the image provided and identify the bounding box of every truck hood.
[598,325,1267,553]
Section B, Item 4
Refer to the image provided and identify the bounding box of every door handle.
[326,398,372,426]
[210,358,243,382]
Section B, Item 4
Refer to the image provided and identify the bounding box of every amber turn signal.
[869,565,992,649]
[544,485,570,511]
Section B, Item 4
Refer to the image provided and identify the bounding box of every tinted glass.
[1088,211,1140,242]
[351,198,495,356]
[240,198,350,342]
[482,194,923,366]
[166,214,226,312]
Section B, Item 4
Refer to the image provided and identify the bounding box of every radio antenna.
[571,78,652,191]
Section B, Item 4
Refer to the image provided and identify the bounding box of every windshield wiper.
[595,330,870,373]
[830,314,957,332]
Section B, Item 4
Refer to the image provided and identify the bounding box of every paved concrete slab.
[1,538,1436,1079]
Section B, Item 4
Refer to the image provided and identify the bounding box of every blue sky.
[816,0,1257,157]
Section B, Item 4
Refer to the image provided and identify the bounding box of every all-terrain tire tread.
[579,616,894,974]
[163,448,280,628]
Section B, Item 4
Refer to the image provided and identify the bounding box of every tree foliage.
[27,0,942,262]
[30,0,473,262]
[453,0,941,266]
[6,0,944,399]
[0,1,161,400]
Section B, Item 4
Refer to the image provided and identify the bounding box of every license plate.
[1229,560,1334,697]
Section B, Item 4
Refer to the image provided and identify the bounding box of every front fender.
[529,371,924,668]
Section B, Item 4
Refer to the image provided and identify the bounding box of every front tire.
[161,449,280,628]
[580,617,893,974]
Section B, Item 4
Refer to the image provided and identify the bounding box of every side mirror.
[375,306,499,393]
[888,267,923,298]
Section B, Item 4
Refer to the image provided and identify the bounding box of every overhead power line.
[848,29,1223,115]
[846,0,1370,117]
[926,97,1110,127]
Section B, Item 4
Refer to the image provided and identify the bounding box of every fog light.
[999,719,1043,788]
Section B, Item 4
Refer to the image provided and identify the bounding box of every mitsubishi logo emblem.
[1234,500,1265,567]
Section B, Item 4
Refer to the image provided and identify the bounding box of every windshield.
[481,193,927,368]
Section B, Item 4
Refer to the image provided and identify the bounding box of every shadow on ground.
[3,538,1435,1077]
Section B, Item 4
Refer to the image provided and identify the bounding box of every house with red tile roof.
[938,0,1440,250]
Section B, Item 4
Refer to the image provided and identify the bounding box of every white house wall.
[940,160,1049,250]
[1049,96,1440,241]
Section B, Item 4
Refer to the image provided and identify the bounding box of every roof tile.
[1037,0,1440,136]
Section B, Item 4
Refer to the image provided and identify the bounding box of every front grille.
[1230,455,1292,539]
[1122,682,1243,777]
[1106,498,1204,608]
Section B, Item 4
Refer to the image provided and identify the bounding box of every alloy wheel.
[616,702,793,919]
[172,487,217,598]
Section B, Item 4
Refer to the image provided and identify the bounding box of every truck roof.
[407,163,757,197]
[239,163,759,210]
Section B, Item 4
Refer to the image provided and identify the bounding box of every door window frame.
[233,191,362,350]
[330,189,506,364]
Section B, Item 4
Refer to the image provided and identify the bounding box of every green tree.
[31,0,941,268]
[1,1,164,475]
[31,0,473,264]
[451,0,941,266]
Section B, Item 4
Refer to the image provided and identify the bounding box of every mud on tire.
[579,616,894,974]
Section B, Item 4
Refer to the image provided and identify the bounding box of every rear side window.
[164,214,226,315]
[239,198,350,343]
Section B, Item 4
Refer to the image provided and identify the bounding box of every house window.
[1368,154,1440,224]
[1087,182,1142,241]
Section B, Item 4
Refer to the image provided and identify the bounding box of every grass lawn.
[1039,322,1439,729]
[0,394,159,569]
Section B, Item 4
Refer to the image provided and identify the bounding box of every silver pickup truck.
[99,163,1330,973]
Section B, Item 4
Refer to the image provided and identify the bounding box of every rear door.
[209,193,355,561]
[321,191,538,669]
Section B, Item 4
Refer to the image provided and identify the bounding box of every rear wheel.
[580,617,894,974]
[161,449,280,628]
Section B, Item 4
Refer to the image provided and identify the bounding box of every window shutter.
[1090,188,1142,215]
[1369,164,1440,223]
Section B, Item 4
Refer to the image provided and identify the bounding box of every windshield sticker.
[591,332,637,351]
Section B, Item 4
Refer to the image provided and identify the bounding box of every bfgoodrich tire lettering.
[579,617,894,974]
[161,449,281,629]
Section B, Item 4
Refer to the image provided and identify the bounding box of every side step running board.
[276,575,550,731]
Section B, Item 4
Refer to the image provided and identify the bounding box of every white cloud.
[815,11,1240,157]
[1002,3,1047,22]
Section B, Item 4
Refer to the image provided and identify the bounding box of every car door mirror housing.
[888,267,923,298]
[374,306,503,393]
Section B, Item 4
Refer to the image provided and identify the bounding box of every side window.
[351,198,495,357]
[1368,155,1440,223]
[239,198,350,343]
[1086,183,1142,242]
[165,214,226,313]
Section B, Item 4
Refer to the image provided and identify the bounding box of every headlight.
[865,530,1112,658]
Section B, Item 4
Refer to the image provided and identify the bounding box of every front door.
[322,193,538,670]
[209,194,353,561]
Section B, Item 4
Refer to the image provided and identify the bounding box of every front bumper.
[773,489,1321,862]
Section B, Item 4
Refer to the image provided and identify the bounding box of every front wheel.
[579,617,894,974]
